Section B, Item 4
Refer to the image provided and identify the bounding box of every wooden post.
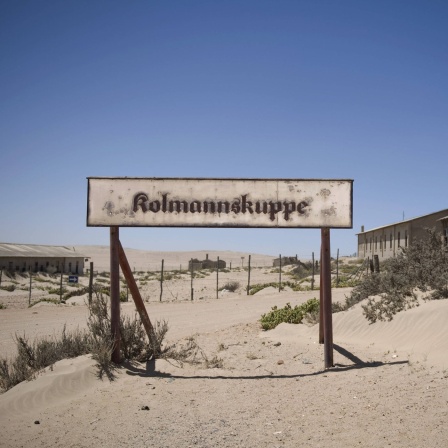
[160,259,164,302]
[110,226,121,364]
[117,241,157,350]
[0,269,2,287]
[29,271,32,306]
[59,269,63,303]
[319,247,324,344]
[373,254,380,273]
[247,254,251,295]
[216,257,219,299]
[311,252,315,290]
[321,228,334,369]
[336,248,339,286]
[278,254,282,292]
[190,258,194,301]
[88,261,94,305]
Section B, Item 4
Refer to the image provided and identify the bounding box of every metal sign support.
[110,226,121,363]
[320,228,334,368]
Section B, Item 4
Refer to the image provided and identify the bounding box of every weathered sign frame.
[87,177,353,229]
[87,177,354,369]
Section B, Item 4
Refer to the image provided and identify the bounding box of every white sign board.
[87,178,353,228]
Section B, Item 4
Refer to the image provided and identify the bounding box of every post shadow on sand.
[121,344,408,380]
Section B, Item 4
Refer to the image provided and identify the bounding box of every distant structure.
[273,255,299,267]
[357,209,448,261]
[188,254,226,271]
[0,243,88,274]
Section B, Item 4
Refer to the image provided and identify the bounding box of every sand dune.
[75,245,276,272]
[1,254,447,447]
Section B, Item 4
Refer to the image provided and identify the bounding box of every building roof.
[0,243,87,258]
[356,209,448,235]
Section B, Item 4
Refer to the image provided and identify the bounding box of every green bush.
[120,290,128,302]
[249,282,283,295]
[347,228,448,322]
[260,299,319,330]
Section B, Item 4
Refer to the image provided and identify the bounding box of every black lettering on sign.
[132,193,311,222]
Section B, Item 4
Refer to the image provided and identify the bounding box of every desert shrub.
[0,284,15,292]
[287,262,314,280]
[63,286,89,300]
[249,282,282,294]
[0,303,6,309]
[0,289,217,392]
[219,281,240,292]
[260,299,319,330]
[95,278,109,284]
[120,290,128,302]
[339,264,362,275]
[346,228,448,322]
[86,292,165,362]
[332,275,360,288]
[203,355,224,368]
[249,281,308,294]
[0,327,90,392]
[47,287,68,295]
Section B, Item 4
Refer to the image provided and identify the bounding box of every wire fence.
[0,250,362,308]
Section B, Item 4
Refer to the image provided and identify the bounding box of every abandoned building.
[273,255,299,267]
[0,243,88,274]
[188,254,226,271]
[357,209,448,261]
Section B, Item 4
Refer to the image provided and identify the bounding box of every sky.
[1,0,447,259]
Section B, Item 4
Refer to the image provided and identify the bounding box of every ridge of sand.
[1,281,447,446]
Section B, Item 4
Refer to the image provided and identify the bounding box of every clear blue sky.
[1,0,447,258]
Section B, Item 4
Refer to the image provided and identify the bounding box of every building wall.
[358,210,448,261]
[0,257,86,274]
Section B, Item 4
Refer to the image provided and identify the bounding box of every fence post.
[247,254,251,295]
[336,248,339,286]
[160,259,164,302]
[278,254,282,292]
[311,252,315,290]
[89,261,94,305]
[216,257,219,299]
[190,258,194,301]
[0,269,2,287]
[29,270,32,306]
[59,269,63,303]
[373,255,380,273]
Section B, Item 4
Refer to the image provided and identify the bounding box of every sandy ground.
[0,250,447,447]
